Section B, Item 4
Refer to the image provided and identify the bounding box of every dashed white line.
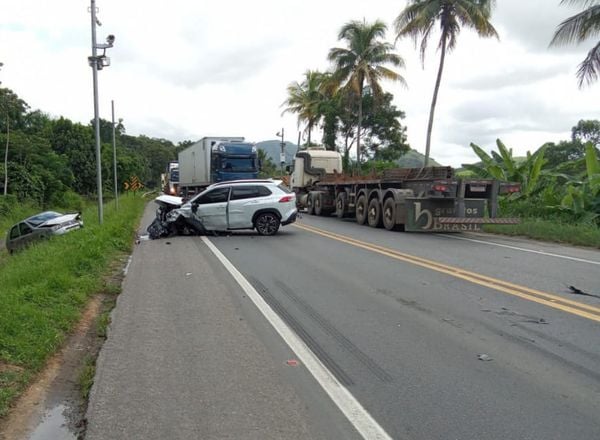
[438,234,600,266]
[201,236,393,440]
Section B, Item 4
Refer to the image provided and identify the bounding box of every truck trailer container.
[290,149,519,232]
[178,137,259,196]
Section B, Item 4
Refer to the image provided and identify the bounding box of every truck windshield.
[221,158,256,172]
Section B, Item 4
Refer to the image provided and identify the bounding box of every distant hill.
[396,149,443,167]
[256,140,298,165]
[256,143,443,169]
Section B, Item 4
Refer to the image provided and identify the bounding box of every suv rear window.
[277,184,292,194]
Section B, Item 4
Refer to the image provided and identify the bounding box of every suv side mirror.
[191,202,198,214]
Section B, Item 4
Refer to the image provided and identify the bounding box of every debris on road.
[477,354,493,361]
[568,285,600,300]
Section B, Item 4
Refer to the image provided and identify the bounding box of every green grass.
[484,218,600,248]
[0,194,146,417]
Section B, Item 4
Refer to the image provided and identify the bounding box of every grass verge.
[0,194,146,417]
[484,218,600,248]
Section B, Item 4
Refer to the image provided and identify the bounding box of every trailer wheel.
[355,195,368,225]
[335,192,347,218]
[383,198,397,231]
[367,198,382,228]
[306,193,315,215]
[314,193,323,216]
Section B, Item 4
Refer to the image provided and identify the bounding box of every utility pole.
[111,100,118,209]
[276,128,285,176]
[90,0,103,223]
[88,0,115,224]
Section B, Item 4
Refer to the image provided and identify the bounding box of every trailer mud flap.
[405,198,517,232]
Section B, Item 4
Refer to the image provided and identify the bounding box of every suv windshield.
[220,158,256,172]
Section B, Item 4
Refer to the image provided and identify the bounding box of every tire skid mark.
[274,279,393,383]
[247,276,355,387]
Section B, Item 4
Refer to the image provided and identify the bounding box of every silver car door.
[194,187,230,230]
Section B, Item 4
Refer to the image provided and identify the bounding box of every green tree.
[395,0,498,166]
[0,87,29,132]
[282,70,327,146]
[551,0,600,87]
[1,87,30,195]
[257,149,277,178]
[543,140,586,173]
[47,117,97,194]
[572,119,600,145]
[328,19,405,166]
[361,93,410,161]
[96,118,125,144]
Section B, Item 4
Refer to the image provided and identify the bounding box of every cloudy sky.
[1,0,598,166]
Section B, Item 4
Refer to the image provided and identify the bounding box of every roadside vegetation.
[0,195,145,417]
[466,130,600,247]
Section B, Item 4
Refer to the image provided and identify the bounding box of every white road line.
[123,255,133,275]
[201,236,394,440]
[438,234,600,266]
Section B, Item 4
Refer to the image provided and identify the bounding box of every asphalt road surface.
[87,205,600,439]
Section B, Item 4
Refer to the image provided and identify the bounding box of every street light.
[276,128,285,176]
[88,0,115,224]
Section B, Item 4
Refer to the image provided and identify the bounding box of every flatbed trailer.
[300,166,519,232]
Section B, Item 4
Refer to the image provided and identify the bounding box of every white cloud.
[1,0,598,168]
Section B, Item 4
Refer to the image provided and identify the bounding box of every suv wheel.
[255,212,280,236]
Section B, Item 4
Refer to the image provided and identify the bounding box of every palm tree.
[282,70,326,146]
[550,0,600,88]
[328,19,405,166]
[394,0,498,166]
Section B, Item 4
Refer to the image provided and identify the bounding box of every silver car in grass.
[6,211,83,253]
[148,180,297,238]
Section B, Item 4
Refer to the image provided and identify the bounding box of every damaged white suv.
[149,180,297,238]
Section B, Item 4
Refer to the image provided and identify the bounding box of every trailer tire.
[355,195,368,225]
[383,198,397,231]
[335,192,347,218]
[314,193,324,216]
[367,198,382,228]
[306,193,315,215]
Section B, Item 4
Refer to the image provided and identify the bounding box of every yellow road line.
[294,223,600,323]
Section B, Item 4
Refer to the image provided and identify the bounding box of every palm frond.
[551,5,600,45]
[577,40,600,86]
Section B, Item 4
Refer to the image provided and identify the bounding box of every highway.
[86,206,600,439]
[208,214,600,440]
